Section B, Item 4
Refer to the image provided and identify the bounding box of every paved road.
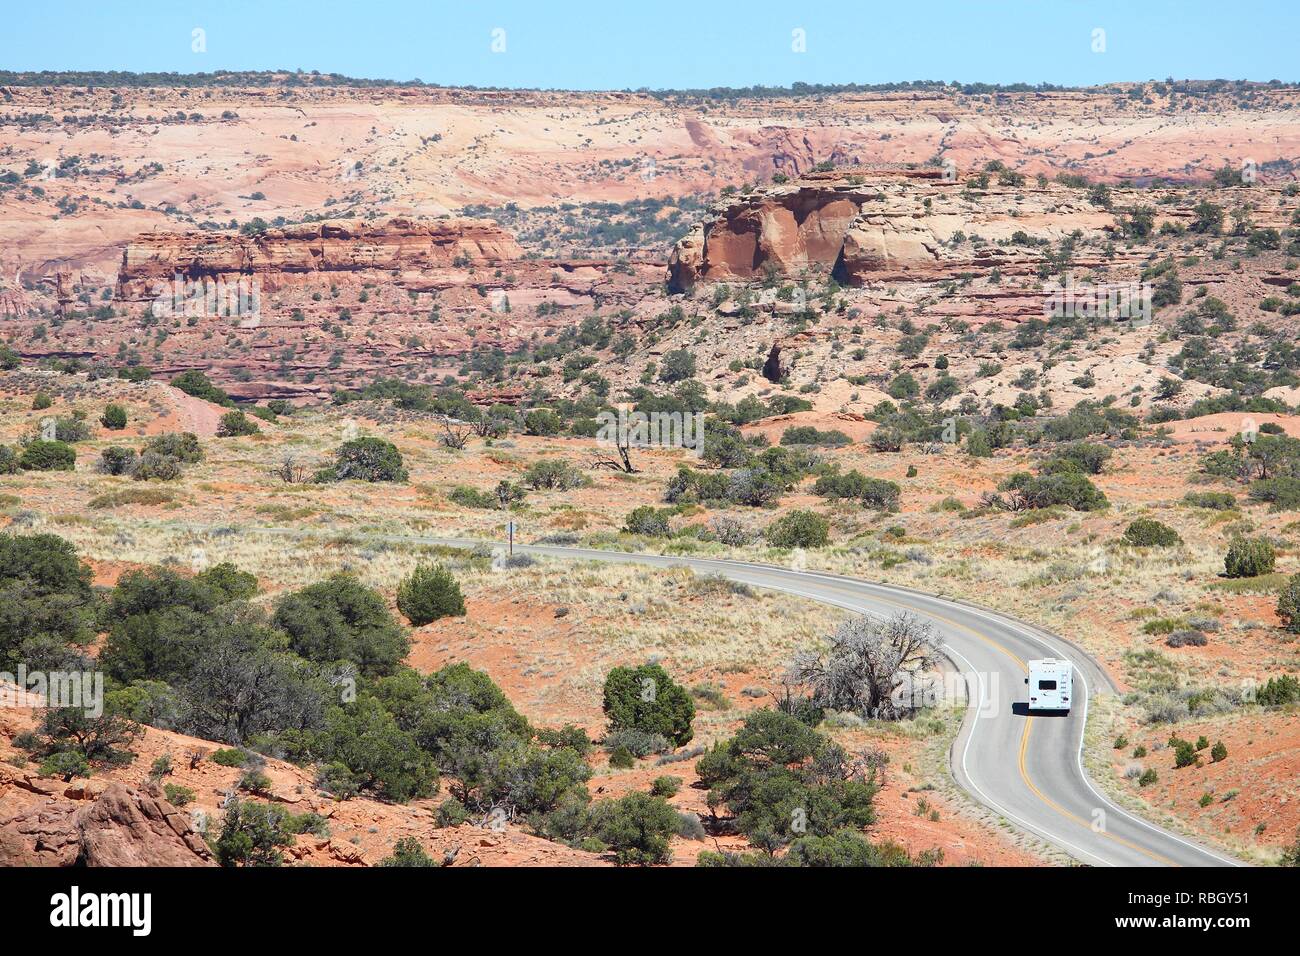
[252,526,1242,866]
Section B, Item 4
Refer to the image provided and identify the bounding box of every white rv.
[1025,659,1073,713]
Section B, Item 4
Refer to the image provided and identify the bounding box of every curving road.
[420,537,1242,867]
[248,525,1240,866]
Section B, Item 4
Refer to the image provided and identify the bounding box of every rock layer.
[667,167,1117,291]
[115,217,522,299]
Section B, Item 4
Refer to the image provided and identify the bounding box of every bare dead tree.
[436,416,474,450]
[785,612,939,721]
[275,453,311,484]
[589,433,637,473]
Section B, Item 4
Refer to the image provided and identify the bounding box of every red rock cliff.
[115,217,523,299]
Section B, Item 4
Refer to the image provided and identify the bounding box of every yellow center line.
[772,575,1179,866]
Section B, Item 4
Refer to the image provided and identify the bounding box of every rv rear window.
[1037,680,1057,690]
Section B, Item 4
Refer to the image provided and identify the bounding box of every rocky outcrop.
[0,781,214,867]
[115,217,523,299]
[667,167,1117,291]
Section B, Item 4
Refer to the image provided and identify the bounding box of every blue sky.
[2,1,1295,90]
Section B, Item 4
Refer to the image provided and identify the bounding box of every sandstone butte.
[669,167,1123,291]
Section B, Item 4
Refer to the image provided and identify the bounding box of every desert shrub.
[448,485,496,509]
[211,747,250,767]
[1172,739,1198,768]
[588,792,678,865]
[18,440,75,471]
[171,370,232,407]
[1138,768,1158,787]
[707,515,752,546]
[602,663,695,747]
[780,426,851,447]
[377,837,438,867]
[523,408,563,436]
[0,344,20,369]
[765,510,830,548]
[1166,630,1207,648]
[650,775,682,798]
[273,573,409,676]
[1277,575,1300,632]
[1005,471,1107,511]
[396,564,466,626]
[144,432,203,463]
[214,797,294,867]
[325,437,407,482]
[434,798,470,828]
[163,784,195,807]
[131,451,183,481]
[624,505,673,537]
[32,392,52,411]
[659,349,696,383]
[1183,491,1236,510]
[100,404,127,430]
[309,694,437,803]
[695,709,877,854]
[1255,674,1300,706]
[1123,518,1182,547]
[1224,537,1275,578]
[1210,741,1228,762]
[522,458,587,490]
[812,471,900,511]
[1054,441,1112,475]
[0,445,17,475]
[1248,476,1300,510]
[216,410,260,437]
[0,531,98,668]
[97,446,137,475]
[604,728,671,758]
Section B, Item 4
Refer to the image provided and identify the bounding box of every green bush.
[1138,768,1158,787]
[1122,518,1182,548]
[130,451,182,481]
[813,471,901,511]
[1224,537,1275,578]
[163,783,195,806]
[216,410,260,437]
[144,432,203,463]
[97,446,137,476]
[1210,741,1227,763]
[32,392,52,411]
[1255,674,1300,706]
[211,747,249,767]
[1276,574,1300,632]
[765,510,830,548]
[523,408,563,436]
[624,505,673,537]
[589,792,678,865]
[0,445,17,475]
[522,458,587,490]
[170,370,232,406]
[326,437,407,482]
[19,440,75,471]
[650,775,682,798]
[695,709,877,854]
[396,564,466,626]
[1183,491,1236,510]
[377,836,437,867]
[273,573,409,675]
[100,404,128,430]
[602,663,695,747]
[214,798,294,867]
